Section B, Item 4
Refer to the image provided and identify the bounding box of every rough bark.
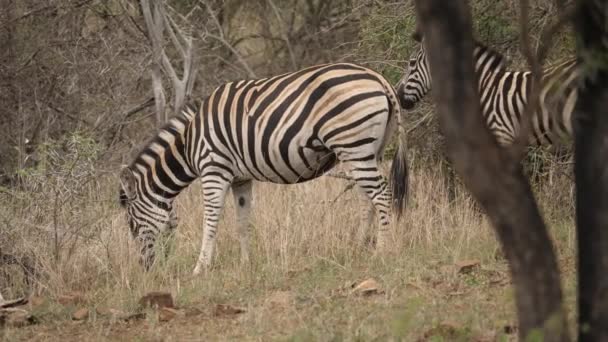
[412,1,568,340]
[573,1,608,340]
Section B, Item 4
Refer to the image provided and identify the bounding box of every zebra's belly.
[239,145,337,184]
[288,148,337,183]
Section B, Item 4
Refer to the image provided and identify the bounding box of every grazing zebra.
[397,33,579,147]
[118,63,409,275]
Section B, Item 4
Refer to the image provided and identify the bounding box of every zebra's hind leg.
[356,189,377,248]
[345,161,392,252]
[232,180,253,266]
[193,177,231,276]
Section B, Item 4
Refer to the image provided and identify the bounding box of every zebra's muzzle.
[396,86,416,110]
[400,98,416,110]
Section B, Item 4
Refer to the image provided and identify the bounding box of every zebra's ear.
[119,166,137,201]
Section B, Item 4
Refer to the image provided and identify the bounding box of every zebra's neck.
[472,41,578,146]
[130,107,199,206]
[473,43,507,91]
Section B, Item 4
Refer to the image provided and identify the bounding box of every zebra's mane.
[129,101,199,167]
[413,31,508,73]
[472,39,507,72]
[119,101,200,207]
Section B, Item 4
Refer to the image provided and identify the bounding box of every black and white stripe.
[119,63,409,274]
[397,35,579,147]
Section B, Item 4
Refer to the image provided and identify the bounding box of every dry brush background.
[0,0,577,340]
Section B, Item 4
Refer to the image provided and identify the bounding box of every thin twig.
[199,0,257,78]
[267,0,298,70]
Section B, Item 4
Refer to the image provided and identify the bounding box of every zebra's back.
[189,63,399,184]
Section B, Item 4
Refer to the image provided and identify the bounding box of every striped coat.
[119,63,409,274]
[397,35,578,146]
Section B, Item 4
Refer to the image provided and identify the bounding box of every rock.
[455,260,481,274]
[138,292,174,310]
[95,306,111,317]
[352,278,383,296]
[214,304,246,317]
[72,308,89,321]
[158,307,183,322]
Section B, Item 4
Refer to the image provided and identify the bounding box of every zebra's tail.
[385,86,408,220]
[390,117,408,219]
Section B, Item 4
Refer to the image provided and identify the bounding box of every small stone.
[158,307,182,322]
[95,306,111,317]
[455,259,480,274]
[138,292,174,310]
[72,308,89,321]
[352,278,383,296]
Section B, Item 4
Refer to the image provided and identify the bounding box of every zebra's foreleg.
[232,180,253,266]
[193,178,231,276]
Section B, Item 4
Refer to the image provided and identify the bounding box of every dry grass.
[0,158,576,341]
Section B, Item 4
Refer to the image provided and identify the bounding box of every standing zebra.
[119,63,409,275]
[397,33,579,147]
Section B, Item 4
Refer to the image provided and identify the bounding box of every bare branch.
[267,0,298,70]
[140,0,166,125]
[164,12,187,57]
[199,0,257,78]
[140,0,198,124]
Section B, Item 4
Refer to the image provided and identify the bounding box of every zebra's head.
[118,166,178,270]
[396,32,431,110]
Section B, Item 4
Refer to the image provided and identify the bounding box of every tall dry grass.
[0,151,576,339]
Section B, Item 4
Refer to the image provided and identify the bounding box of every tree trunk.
[412,1,569,340]
[573,1,608,340]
